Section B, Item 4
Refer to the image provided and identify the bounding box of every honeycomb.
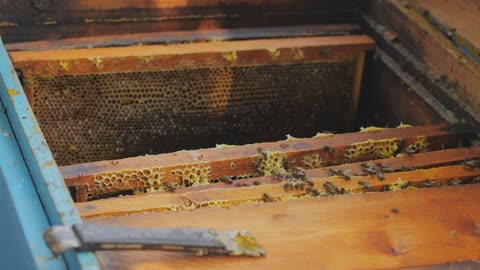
[92,166,165,196]
[344,138,401,161]
[26,61,357,165]
[171,163,212,187]
[396,136,430,157]
[254,151,287,176]
[301,154,324,169]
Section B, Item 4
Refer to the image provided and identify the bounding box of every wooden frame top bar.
[11,35,374,76]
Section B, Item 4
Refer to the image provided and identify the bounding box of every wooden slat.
[150,145,480,195]
[77,164,480,218]
[89,184,480,270]
[63,124,466,201]
[5,24,362,52]
[11,35,374,77]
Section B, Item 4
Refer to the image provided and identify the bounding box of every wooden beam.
[11,35,374,77]
[62,124,467,201]
[77,164,480,218]
[5,24,362,52]
[88,184,480,269]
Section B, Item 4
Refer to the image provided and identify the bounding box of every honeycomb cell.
[254,151,287,176]
[301,154,323,169]
[344,138,401,161]
[172,163,212,187]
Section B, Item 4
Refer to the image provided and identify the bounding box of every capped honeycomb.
[26,61,357,165]
[344,138,401,161]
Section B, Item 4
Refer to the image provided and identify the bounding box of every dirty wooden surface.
[89,184,480,270]
[62,124,464,201]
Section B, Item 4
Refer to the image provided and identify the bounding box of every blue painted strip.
[0,98,67,270]
[0,39,100,269]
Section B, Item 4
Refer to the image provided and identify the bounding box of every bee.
[162,182,176,192]
[219,176,233,184]
[328,169,351,181]
[473,177,480,184]
[448,178,462,186]
[261,193,274,203]
[390,208,399,214]
[294,182,305,190]
[281,156,289,170]
[292,166,307,180]
[400,181,413,189]
[252,181,261,186]
[463,159,480,171]
[376,171,385,181]
[420,179,440,188]
[283,182,294,191]
[400,165,416,171]
[358,181,371,188]
[310,189,320,197]
[381,185,390,192]
[323,181,340,195]
[304,178,315,187]
[361,162,376,168]
[272,171,286,181]
[257,147,268,160]
[323,145,336,154]
[235,183,249,187]
[402,145,417,156]
[376,163,394,173]
[361,166,377,177]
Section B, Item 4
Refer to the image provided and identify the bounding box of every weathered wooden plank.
[89,184,480,270]
[366,0,480,121]
[62,124,466,201]
[11,35,374,77]
[5,24,361,51]
[77,164,480,218]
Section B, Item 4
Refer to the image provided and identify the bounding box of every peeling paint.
[7,88,20,97]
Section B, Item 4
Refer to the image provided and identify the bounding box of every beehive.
[11,35,373,165]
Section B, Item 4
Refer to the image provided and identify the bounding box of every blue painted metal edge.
[0,39,100,270]
[0,95,68,270]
